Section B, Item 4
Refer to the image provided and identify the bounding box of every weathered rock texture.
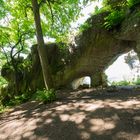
[55,12,137,88]
[1,6,140,92]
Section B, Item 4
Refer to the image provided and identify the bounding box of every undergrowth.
[33,89,56,104]
[111,77,140,86]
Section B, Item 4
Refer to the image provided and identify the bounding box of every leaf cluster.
[111,80,131,86]
[104,10,125,30]
[127,0,140,8]
[134,78,140,85]
[79,22,92,33]
[102,0,140,30]
[33,89,56,103]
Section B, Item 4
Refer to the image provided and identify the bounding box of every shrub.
[111,80,130,86]
[7,93,31,106]
[33,89,56,104]
[134,78,140,85]
[79,22,91,33]
[127,0,140,8]
[0,105,5,113]
[104,10,125,30]
[0,76,7,88]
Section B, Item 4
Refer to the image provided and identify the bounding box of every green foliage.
[133,78,140,85]
[33,89,56,103]
[0,76,7,88]
[0,104,9,113]
[111,77,140,86]
[79,22,91,33]
[0,0,7,19]
[0,92,31,113]
[0,105,5,113]
[102,0,140,30]
[0,0,96,45]
[127,0,140,8]
[39,0,94,42]
[104,10,125,30]
[7,93,30,106]
[111,80,131,86]
[0,90,31,105]
[103,0,127,10]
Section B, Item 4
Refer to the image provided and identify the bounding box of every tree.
[31,0,53,89]
[31,0,95,90]
[0,0,95,91]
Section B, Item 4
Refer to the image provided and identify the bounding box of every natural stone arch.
[56,30,136,88]
[71,76,91,89]
[2,8,140,91]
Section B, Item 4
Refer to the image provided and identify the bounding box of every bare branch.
[12,32,28,58]
[13,40,24,58]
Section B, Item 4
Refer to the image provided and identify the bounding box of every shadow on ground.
[0,88,140,140]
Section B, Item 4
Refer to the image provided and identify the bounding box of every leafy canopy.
[0,0,95,44]
[0,0,96,71]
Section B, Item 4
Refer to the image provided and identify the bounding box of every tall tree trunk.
[31,0,53,89]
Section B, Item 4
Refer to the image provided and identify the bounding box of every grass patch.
[111,78,140,86]
[111,80,131,86]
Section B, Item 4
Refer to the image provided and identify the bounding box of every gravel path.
[0,88,140,140]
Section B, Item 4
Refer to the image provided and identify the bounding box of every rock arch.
[2,9,140,91]
[55,12,137,88]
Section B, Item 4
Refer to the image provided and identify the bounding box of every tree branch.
[46,0,54,26]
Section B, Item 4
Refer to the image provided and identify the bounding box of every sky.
[106,51,140,83]
[71,0,103,29]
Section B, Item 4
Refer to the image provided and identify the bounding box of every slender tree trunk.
[31,0,53,89]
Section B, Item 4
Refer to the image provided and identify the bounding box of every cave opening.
[71,76,91,89]
[105,50,140,86]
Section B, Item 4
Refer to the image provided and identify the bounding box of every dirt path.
[0,88,140,140]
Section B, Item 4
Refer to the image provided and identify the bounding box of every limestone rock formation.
[1,6,140,93]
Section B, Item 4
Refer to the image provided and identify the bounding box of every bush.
[33,89,56,103]
[104,10,125,30]
[0,105,5,113]
[7,93,31,106]
[0,76,7,88]
[111,80,130,86]
[79,22,91,33]
[134,78,140,85]
[127,0,140,8]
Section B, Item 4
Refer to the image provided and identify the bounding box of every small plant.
[111,80,130,86]
[79,22,91,33]
[104,10,125,30]
[34,89,56,103]
[133,78,140,85]
[7,93,30,106]
[0,76,7,88]
[127,0,140,8]
[0,105,4,113]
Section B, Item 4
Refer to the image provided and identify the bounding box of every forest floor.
[0,88,140,140]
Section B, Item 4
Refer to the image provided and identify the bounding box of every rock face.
[1,7,140,92]
[55,12,136,88]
